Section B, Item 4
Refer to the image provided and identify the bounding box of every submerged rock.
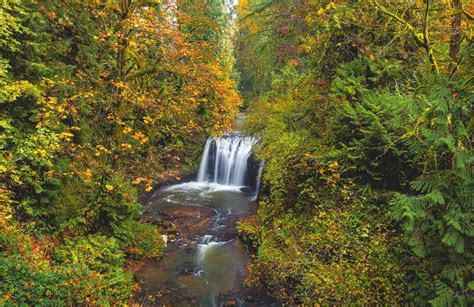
[158,205,217,242]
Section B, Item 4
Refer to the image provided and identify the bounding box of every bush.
[237,214,261,247]
[53,235,126,273]
[244,184,406,304]
[0,254,69,305]
[0,229,133,305]
[114,221,166,259]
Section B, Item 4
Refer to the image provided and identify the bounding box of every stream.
[135,134,273,306]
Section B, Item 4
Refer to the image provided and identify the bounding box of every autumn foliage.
[1,0,240,304]
[237,0,473,305]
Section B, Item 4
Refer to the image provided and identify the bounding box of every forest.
[1,0,473,305]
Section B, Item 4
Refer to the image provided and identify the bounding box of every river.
[135,134,274,306]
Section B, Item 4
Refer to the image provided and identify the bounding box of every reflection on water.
[136,182,275,306]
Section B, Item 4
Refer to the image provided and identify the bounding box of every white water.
[197,138,212,182]
[197,241,227,263]
[252,160,265,201]
[163,181,244,193]
[197,135,258,186]
[140,133,271,305]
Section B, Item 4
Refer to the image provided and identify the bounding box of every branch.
[124,66,158,81]
[374,0,439,73]
[374,0,424,46]
[461,3,474,21]
[423,0,439,74]
[423,0,430,47]
[449,53,464,79]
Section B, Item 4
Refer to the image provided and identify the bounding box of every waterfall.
[197,138,212,182]
[197,134,258,186]
[252,160,265,201]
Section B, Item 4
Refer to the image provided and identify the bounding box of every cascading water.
[197,135,258,186]
[252,160,265,201]
[197,138,212,182]
[137,131,275,306]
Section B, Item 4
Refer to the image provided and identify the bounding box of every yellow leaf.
[132,178,142,185]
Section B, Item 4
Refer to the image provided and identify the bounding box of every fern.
[388,80,473,305]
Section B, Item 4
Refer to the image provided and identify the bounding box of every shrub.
[0,229,133,305]
[237,214,261,247]
[51,235,133,304]
[114,221,166,259]
[0,254,69,305]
